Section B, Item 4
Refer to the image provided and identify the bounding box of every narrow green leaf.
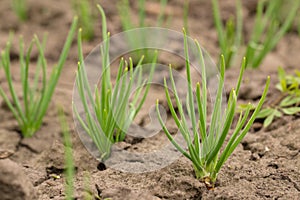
[225,76,270,165]
[183,29,198,145]
[156,100,191,160]
[134,51,158,116]
[37,17,78,125]
[207,54,225,151]
[206,89,236,166]
[216,103,252,173]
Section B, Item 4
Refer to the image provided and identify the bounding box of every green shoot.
[183,0,190,35]
[12,0,28,21]
[117,0,168,63]
[72,0,95,41]
[276,67,300,95]
[74,5,157,161]
[58,108,74,200]
[118,0,168,30]
[298,19,300,37]
[83,173,93,200]
[212,0,299,68]
[0,18,77,137]
[257,67,300,127]
[245,0,299,68]
[212,0,242,68]
[156,29,270,189]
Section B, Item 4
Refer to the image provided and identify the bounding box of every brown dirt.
[0,0,300,199]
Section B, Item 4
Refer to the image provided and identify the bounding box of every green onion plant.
[12,0,28,21]
[212,0,242,68]
[118,0,168,63]
[183,0,190,35]
[58,108,75,200]
[213,0,300,68]
[257,67,300,127]
[74,5,157,161]
[245,0,299,68]
[298,20,300,37]
[0,18,78,137]
[71,0,95,41]
[118,0,168,32]
[60,108,106,200]
[156,29,270,189]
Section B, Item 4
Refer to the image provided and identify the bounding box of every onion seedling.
[183,0,190,35]
[74,5,157,161]
[60,108,105,200]
[245,0,299,68]
[212,0,242,68]
[71,0,95,41]
[0,17,78,137]
[12,0,28,21]
[212,0,299,68]
[156,29,270,189]
[58,108,74,200]
[118,0,168,64]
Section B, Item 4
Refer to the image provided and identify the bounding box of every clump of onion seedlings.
[74,5,157,161]
[156,29,270,189]
[0,17,78,137]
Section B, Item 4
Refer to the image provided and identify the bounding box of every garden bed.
[0,0,299,199]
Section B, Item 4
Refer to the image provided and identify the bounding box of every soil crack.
[281,175,300,192]
[18,142,39,154]
[262,173,300,192]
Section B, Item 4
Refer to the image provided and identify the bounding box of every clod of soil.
[0,159,36,200]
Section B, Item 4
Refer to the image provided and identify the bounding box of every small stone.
[250,153,260,161]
